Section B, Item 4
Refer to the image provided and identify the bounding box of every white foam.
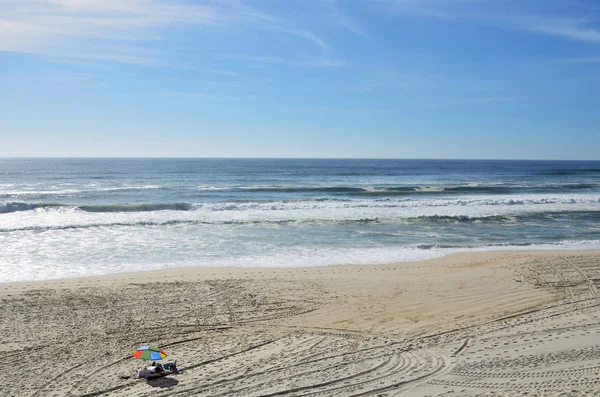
[93,185,161,191]
[196,186,230,191]
[1,193,599,231]
[2,237,600,283]
[0,202,38,214]
[0,185,161,196]
[0,189,81,196]
[415,187,446,192]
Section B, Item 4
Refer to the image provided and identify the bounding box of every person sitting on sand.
[138,365,165,379]
[163,360,178,374]
[146,368,163,379]
[137,366,156,379]
[137,361,178,378]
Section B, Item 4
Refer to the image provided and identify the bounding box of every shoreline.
[3,248,600,289]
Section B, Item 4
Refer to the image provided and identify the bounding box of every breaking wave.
[79,203,192,212]
[2,194,600,214]
[0,202,63,214]
[191,183,599,196]
[2,210,600,233]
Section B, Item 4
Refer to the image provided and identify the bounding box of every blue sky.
[1,0,599,159]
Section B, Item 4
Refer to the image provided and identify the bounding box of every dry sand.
[2,250,600,396]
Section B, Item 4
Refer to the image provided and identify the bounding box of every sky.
[1,0,599,159]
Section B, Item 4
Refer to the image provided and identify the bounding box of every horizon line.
[1,156,599,162]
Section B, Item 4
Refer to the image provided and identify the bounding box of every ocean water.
[1,158,600,282]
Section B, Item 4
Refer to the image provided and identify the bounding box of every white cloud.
[221,54,345,68]
[442,96,514,108]
[0,0,334,68]
[299,31,328,51]
[160,90,265,102]
[0,1,229,42]
[555,56,600,64]
[529,22,600,44]
[381,0,600,45]
[326,0,367,37]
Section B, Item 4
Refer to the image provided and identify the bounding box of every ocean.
[1,158,600,282]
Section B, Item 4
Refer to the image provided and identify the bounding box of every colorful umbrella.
[132,345,167,361]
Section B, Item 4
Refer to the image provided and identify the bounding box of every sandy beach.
[2,250,600,396]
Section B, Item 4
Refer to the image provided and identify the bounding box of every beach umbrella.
[132,345,167,361]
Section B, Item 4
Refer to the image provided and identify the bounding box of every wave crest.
[0,202,64,214]
[2,195,600,215]
[2,211,599,233]
[79,203,192,212]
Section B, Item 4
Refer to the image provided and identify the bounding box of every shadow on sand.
[147,377,179,388]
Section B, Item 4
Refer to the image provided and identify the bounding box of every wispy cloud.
[289,104,386,117]
[381,0,600,45]
[221,54,345,68]
[160,90,266,102]
[0,0,336,69]
[326,0,367,37]
[555,56,600,64]
[529,22,600,44]
[0,0,255,44]
[441,96,515,108]
[0,0,265,66]
[299,31,328,51]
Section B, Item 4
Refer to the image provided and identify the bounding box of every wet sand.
[2,250,600,396]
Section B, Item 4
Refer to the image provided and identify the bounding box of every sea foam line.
[2,239,600,283]
[1,210,599,233]
[2,194,600,214]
